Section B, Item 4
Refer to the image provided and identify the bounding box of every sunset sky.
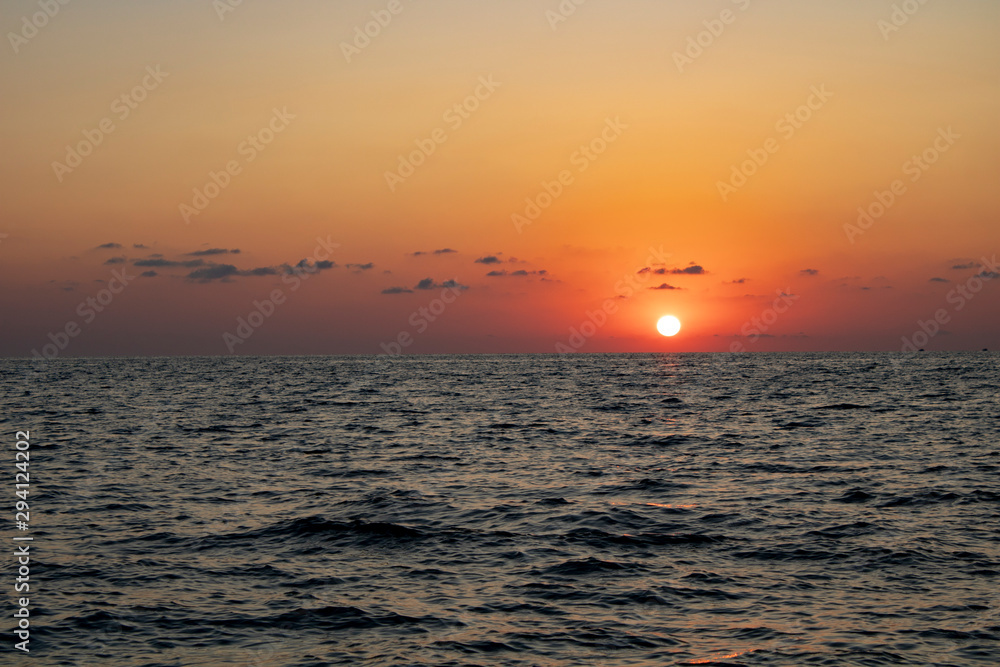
[2,0,998,356]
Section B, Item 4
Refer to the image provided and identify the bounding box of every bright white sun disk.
[657,315,682,337]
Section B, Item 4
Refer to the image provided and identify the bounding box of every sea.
[2,352,999,666]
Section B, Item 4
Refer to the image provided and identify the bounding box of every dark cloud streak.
[135,258,205,268]
[186,248,240,256]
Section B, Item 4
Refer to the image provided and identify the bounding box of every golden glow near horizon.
[1,0,998,356]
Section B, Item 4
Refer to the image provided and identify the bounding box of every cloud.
[800,268,819,276]
[288,259,337,274]
[346,262,375,271]
[727,278,748,284]
[134,258,206,268]
[185,260,329,282]
[475,255,502,265]
[952,262,978,270]
[140,270,158,278]
[243,266,280,276]
[929,277,950,283]
[382,286,414,294]
[133,252,340,283]
[844,279,892,291]
[649,283,682,290]
[415,278,470,290]
[96,242,122,249]
[487,269,548,277]
[187,265,240,282]
[979,271,1000,280]
[411,248,457,257]
[186,264,285,282]
[187,248,240,256]
[645,264,706,275]
[133,243,148,249]
[104,257,126,265]
[670,264,706,275]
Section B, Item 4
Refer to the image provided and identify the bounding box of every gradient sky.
[2,0,998,357]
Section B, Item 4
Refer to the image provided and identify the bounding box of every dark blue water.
[3,353,999,666]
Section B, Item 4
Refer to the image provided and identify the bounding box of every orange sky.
[1,0,998,356]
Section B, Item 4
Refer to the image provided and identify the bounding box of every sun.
[656,315,682,337]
